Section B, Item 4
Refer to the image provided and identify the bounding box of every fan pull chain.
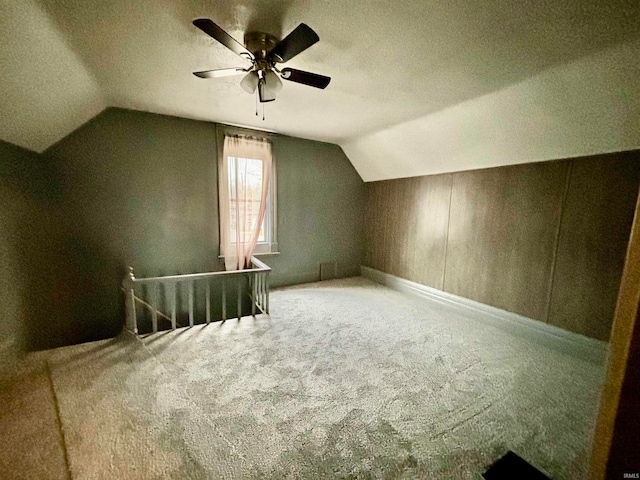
[253,89,266,121]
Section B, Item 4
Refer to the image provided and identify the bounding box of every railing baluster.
[222,280,227,321]
[259,273,264,312]
[171,282,177,330]
[188,280,194,327]
[251,272,256,317]
[266,273,270,314]
[205,280,211,324]
[256,272,261,311]
[237,276,242,320]
[151,282,158,333]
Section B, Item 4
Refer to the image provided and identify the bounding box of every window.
[217,126,277,257]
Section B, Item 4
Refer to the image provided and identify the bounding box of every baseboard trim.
[361,266,608,365]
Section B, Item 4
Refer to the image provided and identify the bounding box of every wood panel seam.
[441,174,454,290]
[545,160,573,324]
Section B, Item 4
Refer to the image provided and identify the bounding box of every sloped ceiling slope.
[344,38,640,181]
[0,0,105,152]
[1,0,639,179]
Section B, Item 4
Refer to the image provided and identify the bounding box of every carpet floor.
[2,277,606,479]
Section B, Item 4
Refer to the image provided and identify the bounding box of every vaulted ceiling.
[1,0,639,180]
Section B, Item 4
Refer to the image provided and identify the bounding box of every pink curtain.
[220,136,272,271]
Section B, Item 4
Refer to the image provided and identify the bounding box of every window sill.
[218,251,280,259]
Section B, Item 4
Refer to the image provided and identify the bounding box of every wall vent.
[319,261,337,281]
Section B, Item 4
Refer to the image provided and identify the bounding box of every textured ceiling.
[1,0,639,179]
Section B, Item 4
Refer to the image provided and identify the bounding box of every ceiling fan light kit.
[192,18,331,117]
[240,71,259,94]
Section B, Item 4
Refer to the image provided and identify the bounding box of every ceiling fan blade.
[280,68,331,89]
[193,68,248,79]
[193,18,253,59]
[270,23,319,63]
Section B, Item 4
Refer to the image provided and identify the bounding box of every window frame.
[216,124,278,257]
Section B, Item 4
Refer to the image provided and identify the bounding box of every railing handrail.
[122,256,271,334]
[250,256,271,271]
[125,256,271,285]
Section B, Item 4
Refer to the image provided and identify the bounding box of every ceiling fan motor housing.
[244,32,279,64]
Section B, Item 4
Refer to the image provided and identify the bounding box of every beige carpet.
[4,277,606,479]
[0,340,69,480]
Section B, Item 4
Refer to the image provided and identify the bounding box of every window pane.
[228,156,266,243]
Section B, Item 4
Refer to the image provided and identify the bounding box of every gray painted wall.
[44,108,365,345]
[268,134,365,286]
[0,140,73,355]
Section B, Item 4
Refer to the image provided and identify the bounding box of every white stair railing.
[122,257,271,334]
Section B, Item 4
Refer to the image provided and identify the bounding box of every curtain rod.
[218,121,276,135]
[226,133,270,141]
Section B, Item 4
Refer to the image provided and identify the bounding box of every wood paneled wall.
[548,156,640,339]
[363,151,640,340]
[445,161,569,321]
[365,175,452,289]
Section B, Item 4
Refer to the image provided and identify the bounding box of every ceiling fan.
[192,18,331,104]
